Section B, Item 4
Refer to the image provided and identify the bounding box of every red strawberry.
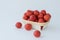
[38,18,45,23]
[33,30,41,38]
[25,10,33,17]
[29,15,36,21]
[23,15,28,20]
[41,10,46,15]
[34,10,39,16]
[16,22,22,29]
[38,13,44,19]
[44,14,51,21]
[25,23,32,31]
[26,12,33,17]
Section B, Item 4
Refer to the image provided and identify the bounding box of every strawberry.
[33,30,41,38]
[25,23,32,31]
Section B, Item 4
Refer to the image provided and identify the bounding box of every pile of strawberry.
[15,10,51,38]
[23,10,51,23]
[15,22,41,38]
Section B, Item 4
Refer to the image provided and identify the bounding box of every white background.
[0,0,60,40]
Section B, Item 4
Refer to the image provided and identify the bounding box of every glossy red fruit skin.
[44,14,51,21]
[25,23,32,31]
[26,10,33,17]
[33,30,41,38]
[38,13,44,19]
[29,15,36,21]
[41,10,46,15]
[16,22,22,29]
[38,18,45,23]
[23,15,28,20]
[47,13,51,17]
[34,10,39,16]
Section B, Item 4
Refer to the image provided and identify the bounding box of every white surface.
[0,0,60,40]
